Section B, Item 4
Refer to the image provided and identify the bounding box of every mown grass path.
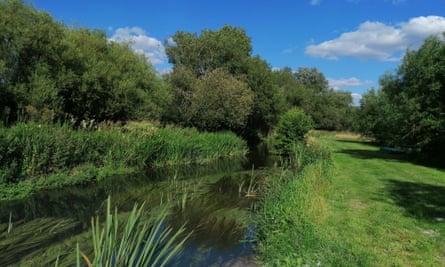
[319,133,445,266]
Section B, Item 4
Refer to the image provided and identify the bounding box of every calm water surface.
[0,145,273,266]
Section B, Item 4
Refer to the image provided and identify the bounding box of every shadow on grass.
[338,148,407,162]
[336,139,444,170]
[335,139,375,145]
[384,179,445,221]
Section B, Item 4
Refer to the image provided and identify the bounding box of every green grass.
[317,132,445,266]
[257,132,445,266]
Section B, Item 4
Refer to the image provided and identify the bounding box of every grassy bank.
[256,141,339,266]
[319,132,445,266]
[257,132,445,266]
[0,122,247,200]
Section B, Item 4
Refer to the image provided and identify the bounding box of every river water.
[0,145,273,266]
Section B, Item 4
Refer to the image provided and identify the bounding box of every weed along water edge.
[0,149,271,266]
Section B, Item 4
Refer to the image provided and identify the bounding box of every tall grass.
[256,142,337,266]
[257,139,375,266]
[55,197,189,267]
[0,122,247,200]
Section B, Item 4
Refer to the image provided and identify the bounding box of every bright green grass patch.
[318,133,445,266]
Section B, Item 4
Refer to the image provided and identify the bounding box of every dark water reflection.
[0,144,273,266]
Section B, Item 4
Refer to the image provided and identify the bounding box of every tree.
[273,67,353,130]
[166,25,252,77]
[272,67,307,110]
[0,0,170,123]
[165,25,281,139]
[0,0,65,122]
[187,68,253,131]
[358,34,445,162]
[294,67,329,92]
[357,88,396,144]
[244,56,283,137]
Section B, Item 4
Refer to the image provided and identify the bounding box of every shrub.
[272,108,313,155]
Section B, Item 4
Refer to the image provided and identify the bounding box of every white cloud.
[110,27,166,65]
[306,16,445,61]
[328,77,373,89]
[310,0,321,5]
[351,93,362,106]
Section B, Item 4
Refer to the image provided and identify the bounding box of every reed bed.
[0,122,247,200]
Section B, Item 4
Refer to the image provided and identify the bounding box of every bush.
[272,108,313,155]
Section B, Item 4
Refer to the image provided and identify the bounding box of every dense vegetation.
[0,0,170,124]
[0,122,246,200]
[1,0,354,138]
[357,34,445,164]
[257,131,334,266]
[2,0,445,265]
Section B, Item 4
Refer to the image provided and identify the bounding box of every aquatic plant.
[0,122,247,200]
[61,197,190,267]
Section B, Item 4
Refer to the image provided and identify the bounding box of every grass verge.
[257,132,445,266]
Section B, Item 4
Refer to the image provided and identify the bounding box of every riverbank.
[0,122,247,200]
[257,132,445,266]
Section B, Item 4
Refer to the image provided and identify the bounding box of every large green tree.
[165,25,281,138]
[0,0,65,122]
[272,67,353,130]
[0,0,170,123]
[187,68,253,131]
[166,25,252,76]
[358,34,445,161]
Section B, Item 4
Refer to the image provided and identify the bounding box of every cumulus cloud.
[306,16,445,61]
[328,77,373,89]
[110,27,166,65]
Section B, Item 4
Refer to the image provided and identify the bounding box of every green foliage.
[244,56,283,136]
[166,25,252,76]
[272,108,313,155]
[0,0,170,123]
[357,88,397,144]
[0,122,247,200]
[257,142,336,267]
[187,68,253,131]
[358,34,445,163]
[76,197,189,267]
[294,67,329,92]
[165,25,281,137]
[272,67,354,131]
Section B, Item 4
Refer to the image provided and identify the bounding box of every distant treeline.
[3,1,442,162]
[0,0,354,141]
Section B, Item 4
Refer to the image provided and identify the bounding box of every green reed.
[0,122,247,200]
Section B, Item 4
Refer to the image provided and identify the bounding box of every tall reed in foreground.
[57,197,190,267]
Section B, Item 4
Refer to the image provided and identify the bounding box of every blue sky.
[31,0,445,103]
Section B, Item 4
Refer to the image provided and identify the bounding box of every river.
[0,144,273,266]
